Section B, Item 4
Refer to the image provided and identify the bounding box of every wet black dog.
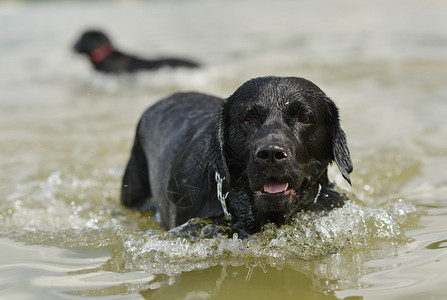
[121,76,353,235]
[74,30,200,73]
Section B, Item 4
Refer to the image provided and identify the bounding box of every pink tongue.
[263,181,288,194]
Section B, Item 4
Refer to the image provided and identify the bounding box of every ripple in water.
[0,171,419,275]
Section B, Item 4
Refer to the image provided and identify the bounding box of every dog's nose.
[255,144,289,164]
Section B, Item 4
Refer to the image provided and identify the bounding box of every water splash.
[0,171,419,276]
[115,199,417,275]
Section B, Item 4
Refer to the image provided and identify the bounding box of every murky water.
[1,0,446,299]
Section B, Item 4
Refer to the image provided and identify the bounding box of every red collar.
[90,43,114,65]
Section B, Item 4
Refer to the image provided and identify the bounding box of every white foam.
[0,171,420,275]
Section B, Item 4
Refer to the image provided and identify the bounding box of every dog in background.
[74,30,200,73]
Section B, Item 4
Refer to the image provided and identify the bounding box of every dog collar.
[215,171,323,221]
[215,171,231,219]
[90,43,114,65]
[313,184,322,203]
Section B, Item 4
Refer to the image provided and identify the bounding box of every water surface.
[1,0,446,299]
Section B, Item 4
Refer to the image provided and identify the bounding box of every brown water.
[1,0,446,299]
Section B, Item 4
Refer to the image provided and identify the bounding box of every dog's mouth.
[74,42,83,53]
[260,180,294,196]
[254,178,298,212]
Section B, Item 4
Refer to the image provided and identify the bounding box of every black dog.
[121,76,353,235]
[74,30,200,73]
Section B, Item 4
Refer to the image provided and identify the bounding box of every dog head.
[74,30,112,54]
[218,76,352,216]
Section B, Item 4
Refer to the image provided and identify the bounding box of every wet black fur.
[121,76,353,235]
[74,30,200,73]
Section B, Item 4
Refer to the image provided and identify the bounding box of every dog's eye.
[243,107,265,124]
[244,116,253,122]
[298,115,310,124]
[244,110,254,122]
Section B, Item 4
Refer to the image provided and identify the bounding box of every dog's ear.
[332,127,353,185]
[217,100,231,183]
[326,99,353,185]
[217,101,226,155]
